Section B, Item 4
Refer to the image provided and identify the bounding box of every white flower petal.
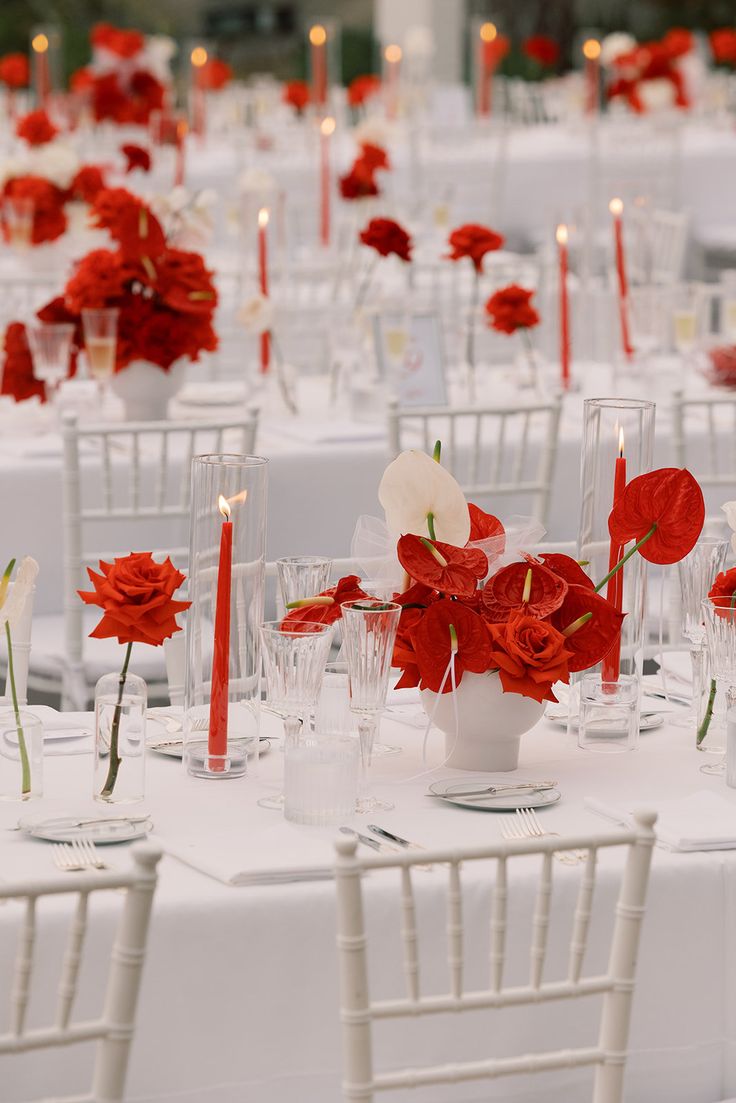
[0,557,38,632]
[378,450,470,546]
[237,294,274,335]
[723,501,736,533]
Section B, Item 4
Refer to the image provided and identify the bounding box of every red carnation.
[16,109,58,146]
[485,284,540,334]
[0,54,29,89]
[523,35,560,68]
[447,223,505,274]
[339,163,379,200]
[199,58,232,91]
[414,599,492,693]
[360,217,412,262]
[608,467,705,565]
[283,79,310,113]
[70,165,107,204]
[121,144,152,174]
[347,74,381,107]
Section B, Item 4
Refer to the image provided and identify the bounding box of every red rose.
[3,176,67,244]
[347,74,381,107]
[283,80,310,113]
[70,165,107,203]
[0,54,29,89]
[16,109,58,146]
[0,323,44,403]
[199,58,232,91]
[447,223,505,274]
[79,552,190,647]
[485,284,540,334]
[523,35,560,68]
[487,615,570,703]
[121,143,152,174]
[360,217,412,262]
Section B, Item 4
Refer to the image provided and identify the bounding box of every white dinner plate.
[146,733,272,760]
[18,813,152,844]
[428,777,561,812]
[547,713,664,734]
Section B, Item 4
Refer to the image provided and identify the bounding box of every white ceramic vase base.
[110,360,186,420]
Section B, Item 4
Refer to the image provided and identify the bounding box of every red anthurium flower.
[533,552,594,591]
[485,284,540,334]
[90,188,166,262]
[414,599,492,693]
[70,165,107,203]
[391,581,439,689]
[360,217,413,262]
[447,224,504,274]
[121,144,152,174]
[281,574,369,629]
[550,585,625,672]
[398,534,487,599]
[468,503,505,544]
[608,467,705,565]
[482,560,567,623]
[487,615,571,703]
[339,164,379,200]
[708,569,736,619]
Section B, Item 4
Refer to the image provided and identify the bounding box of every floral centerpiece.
[70,22,173,126]
[339,140,391,201]
[446,223,505,397]
[604,29,693,114]
[522,35,560,79]
[282,449,704,771]
[1,187,218,415]
[0,52,29,120]
[485,283,542,387]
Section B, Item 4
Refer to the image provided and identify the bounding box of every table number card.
[373,311,448,407]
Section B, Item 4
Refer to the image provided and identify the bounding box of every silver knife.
[437,780,558,799]
[368,824,420,849]
[339,826,382,852]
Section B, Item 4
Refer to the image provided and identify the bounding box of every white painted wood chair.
[672,390,736,499]
[334,809,657,1103]
[387,398,562,526]
[0,842,161,1103]
[27,410,259,711]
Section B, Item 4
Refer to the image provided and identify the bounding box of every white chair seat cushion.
[28,612,168,684]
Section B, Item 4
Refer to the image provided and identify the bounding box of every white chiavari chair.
[672,390,736,502]
[27,410,259,711]
[0,843,161,1103]
[387,398,562,526]
[333,810,657,1103]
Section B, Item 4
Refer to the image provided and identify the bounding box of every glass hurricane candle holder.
[578,398,655,684]
[94,672,146,804]
[0,710,43,801]
[306,18,340,113]
[184,455,268,779]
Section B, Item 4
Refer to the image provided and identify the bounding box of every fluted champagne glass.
[676,538,729,740]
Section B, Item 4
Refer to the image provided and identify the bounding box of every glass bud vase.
[94,671,147,804]
[0,710,43,801]
[184,454,268,779]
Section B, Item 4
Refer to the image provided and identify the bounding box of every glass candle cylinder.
[184,455,268,779]
[0,710,43,801]
[579,398,655,681]
[30,24,61,107]
[307,19,340,113]
[94,672,146,804]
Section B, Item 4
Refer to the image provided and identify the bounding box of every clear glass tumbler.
[284,736,359,825]
[578,673,640,754]
[94,671,146,803]
[0,710,43,801]
[3,196,34,249]
[276,556,332,612]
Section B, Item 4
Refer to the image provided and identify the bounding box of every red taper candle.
[603,427,626,684]
[258,206,270,373]
[319,116,335,248]
[610,197,634,360]
[208,494,232,768]
[583,39,601,116]
[309,25,328,108]
[556,224,571,389]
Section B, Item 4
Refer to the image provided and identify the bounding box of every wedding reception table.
[1,697,735,1103]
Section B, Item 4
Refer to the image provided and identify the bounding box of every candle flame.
[385,44,402,64]
[320,116,336,137]
[556,224,568,246]
[309,24,327,46]
[176,117,189,140]
[609,197,623,217]
[258,207,270,228]
[218,495,231,520]
[618,426,625,457]
[191,46,208,67]
[480,22,497,43]
[32,33,49,53]
[582,38,601,60]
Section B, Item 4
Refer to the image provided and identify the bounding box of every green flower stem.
[697,677,717,747]
[426,512,437,541]
[432,440,441,463]
[593,524,657,594]
[100,641,133,800]
[5,621,29,796]
[466,269,480,374]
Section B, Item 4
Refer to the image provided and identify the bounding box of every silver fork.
[53,839,108,872]
[500,810,583,865]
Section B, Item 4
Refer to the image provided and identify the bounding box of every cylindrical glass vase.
[0,710,43,801]
[579,398,655,681]
[94,672,146,804]
[306,18,340,113]
[184,455,268,779]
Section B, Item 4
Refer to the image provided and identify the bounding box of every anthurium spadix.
[378,449,471,546]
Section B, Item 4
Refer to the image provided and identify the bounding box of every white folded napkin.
[585,791,736,851]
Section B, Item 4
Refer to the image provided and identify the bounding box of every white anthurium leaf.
[0,557,38,633]
[722,501,736,533]
[378,450,470,546]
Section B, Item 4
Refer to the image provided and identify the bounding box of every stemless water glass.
[0,710,43,801]
[3,196,34,249]
[26,322,75,405]
[677,538,729,741]
[94,671,146,803]
[341,599,401,813]
[82,307,118,400]
[284,736,359,825]
[699,598,736,776]
[276,556,332,613]
[314,662,359,739]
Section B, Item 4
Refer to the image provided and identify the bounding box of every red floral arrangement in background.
[1,188,217,400]
[70,23,167,126]
[0,53,29,89]
[483,33,511,69]
[347,74,381,108]
[198,58,232,91]
[15,109,59,146]
[705,344,736,388]
[2,176,67,245]
[711,28,736,67]
[607,28,692,113]
[523,35,560,69]
[360,217,412,262]
[121,143,152,174]
[339,140,391,201]
[486,284,540,334]
[283,79,310,114]
[447,223,505,274]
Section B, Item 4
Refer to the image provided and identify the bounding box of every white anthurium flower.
[600,32,637,68]
[378,450,470,546]
[0,557,39,633]
[30,142,79,189]
[237,293,275,335]
[0,156,27,187]
[722,502,736,554]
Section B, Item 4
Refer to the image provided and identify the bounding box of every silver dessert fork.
[500,809,585,865]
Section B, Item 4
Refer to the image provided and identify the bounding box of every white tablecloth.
[1,701,736,1103]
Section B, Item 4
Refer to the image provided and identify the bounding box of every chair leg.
[62,664,89,712]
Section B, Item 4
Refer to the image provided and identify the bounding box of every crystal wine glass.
[699,597,736,776]
[676,538,729,737]
[26,322,75,409]
[340,598,401,813]
[276,556,332,615]
[257,620,333,808]
[82,307,118,407]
